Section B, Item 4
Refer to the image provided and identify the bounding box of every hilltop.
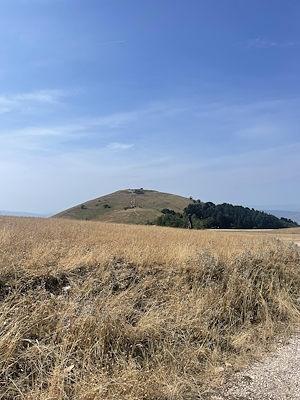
[53,189,192,224]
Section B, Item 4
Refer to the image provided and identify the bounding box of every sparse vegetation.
[53,189,192,224]
[1,216,300,399]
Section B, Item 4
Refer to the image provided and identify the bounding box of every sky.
[0,0,300,214]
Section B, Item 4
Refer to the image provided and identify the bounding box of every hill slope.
[53,189,192,224]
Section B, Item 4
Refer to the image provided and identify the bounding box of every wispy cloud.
[247,37,295,49]
[237,124,281,138]
[0,117,136,153]
[0,89,67,114]
[248,37,277,48]
[14,90,65,104]
[86,103,185,129]
[195,97,300,143]
[0,107,139,151]
[0,108,11,114]
[107,142,134,150]
[1,96,299,158]
[90,111,139,129]
[0,97,14,113]
[0,123,88,153]
[0,99,189,157]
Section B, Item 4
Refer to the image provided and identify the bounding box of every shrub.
[133,189,144,195]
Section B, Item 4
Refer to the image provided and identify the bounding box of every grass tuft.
[0,216,300,399]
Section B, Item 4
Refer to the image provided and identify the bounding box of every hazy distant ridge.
[263,210,300,225]
[0,210,51,218]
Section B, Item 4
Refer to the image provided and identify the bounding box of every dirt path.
[209,239,300,399]
[209,331,300,399]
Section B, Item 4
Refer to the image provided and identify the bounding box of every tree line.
[154,202,299,229]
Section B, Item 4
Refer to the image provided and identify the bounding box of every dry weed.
[0,217,300,399]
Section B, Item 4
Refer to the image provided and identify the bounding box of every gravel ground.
[208,331,300,399]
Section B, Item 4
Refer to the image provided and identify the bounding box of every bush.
[161,208,176,215]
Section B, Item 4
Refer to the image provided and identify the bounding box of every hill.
[53,189,192,224]
[53,190,299,229]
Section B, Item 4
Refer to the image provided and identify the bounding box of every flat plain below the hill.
[0,217,300,399]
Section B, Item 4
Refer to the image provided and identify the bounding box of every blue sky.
[0,0,300,214]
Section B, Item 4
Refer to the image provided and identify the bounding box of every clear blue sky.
[1,0,300,214]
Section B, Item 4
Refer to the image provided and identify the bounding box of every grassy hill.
[53,189,192,224]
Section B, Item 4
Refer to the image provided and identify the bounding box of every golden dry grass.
[0,216,300,399]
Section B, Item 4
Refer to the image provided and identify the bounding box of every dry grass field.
[1,216,300,399]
